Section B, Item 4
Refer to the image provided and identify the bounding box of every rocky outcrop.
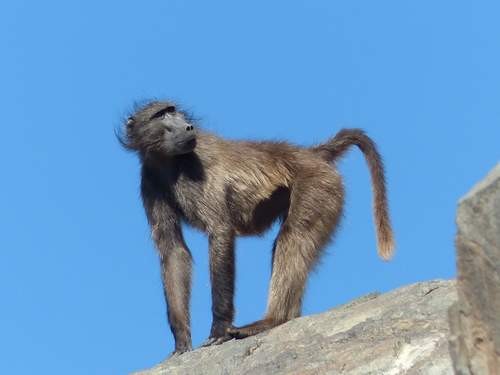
[449,163,500,374]
[135,280,456,375]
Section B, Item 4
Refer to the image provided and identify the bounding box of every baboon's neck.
[142,152,176,169]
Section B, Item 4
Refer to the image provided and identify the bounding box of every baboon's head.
[120,101,197,157]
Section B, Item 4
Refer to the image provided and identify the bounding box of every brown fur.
[120,101,395,355]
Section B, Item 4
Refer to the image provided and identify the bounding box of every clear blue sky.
[1,1,499,374]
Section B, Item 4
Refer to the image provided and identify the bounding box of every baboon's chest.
[170,182,211,232]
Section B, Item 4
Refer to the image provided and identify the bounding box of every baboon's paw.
[227,319,277,339]
[169,344,193,358]
[200,334,233,347]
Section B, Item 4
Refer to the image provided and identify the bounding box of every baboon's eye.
[150,105,176,120]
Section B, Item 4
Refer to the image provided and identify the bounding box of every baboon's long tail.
[312,129,395,260]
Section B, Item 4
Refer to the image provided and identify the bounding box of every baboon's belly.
[231,185,290,236]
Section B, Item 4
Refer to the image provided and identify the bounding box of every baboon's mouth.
[177,138,196,149]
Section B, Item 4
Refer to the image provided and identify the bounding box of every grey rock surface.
[449,163,500,374]
[134,280,456,375]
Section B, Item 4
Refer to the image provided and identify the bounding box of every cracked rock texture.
[134,280,456,375]
[449,163,500,374]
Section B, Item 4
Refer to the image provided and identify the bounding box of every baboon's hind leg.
[228,172,343,338]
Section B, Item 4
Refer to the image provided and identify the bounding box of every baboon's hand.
[202,320,235,347]
[170,343,193,358]
[201,334,233,347]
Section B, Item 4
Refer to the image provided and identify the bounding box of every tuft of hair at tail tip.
[378,238,395,261]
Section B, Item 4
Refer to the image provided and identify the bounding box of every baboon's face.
[123,101,197,157]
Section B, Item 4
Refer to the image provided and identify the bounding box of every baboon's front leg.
[158,236,193,355]
[202,230,236,346]
[143,189,193,355]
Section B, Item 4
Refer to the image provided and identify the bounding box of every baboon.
[119,100,394,355]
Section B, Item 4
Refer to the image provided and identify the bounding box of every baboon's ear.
[126,116,134,128]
